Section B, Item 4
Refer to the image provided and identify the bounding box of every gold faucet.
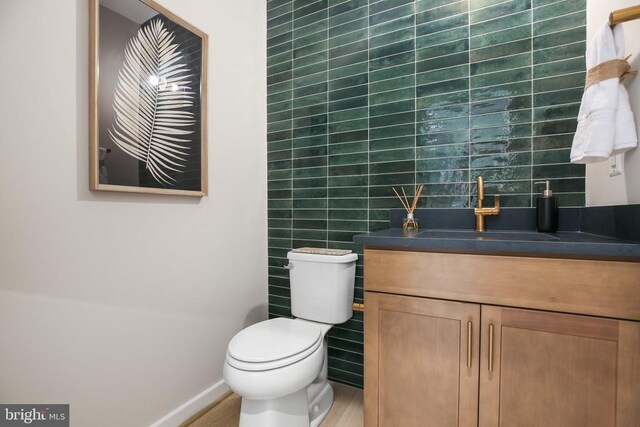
[474,176,500,232]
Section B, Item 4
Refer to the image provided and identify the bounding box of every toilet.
[223,249,358,427]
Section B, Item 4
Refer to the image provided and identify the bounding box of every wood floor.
[185,382,363,427]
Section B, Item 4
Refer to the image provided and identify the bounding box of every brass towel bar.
[610,5,640,26]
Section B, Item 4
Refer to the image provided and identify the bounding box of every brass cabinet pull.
[488,324,494,372]
[467,321,472,368]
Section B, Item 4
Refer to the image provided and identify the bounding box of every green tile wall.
[267,0,586,388]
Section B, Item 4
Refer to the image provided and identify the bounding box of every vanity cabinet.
[363,249,640,427]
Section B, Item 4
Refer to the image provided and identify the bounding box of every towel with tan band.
[585,55,637,89]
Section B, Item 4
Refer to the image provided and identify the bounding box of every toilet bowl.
[223,318,333,427]
[223,250,357,427]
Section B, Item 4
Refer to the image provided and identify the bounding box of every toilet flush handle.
[284,263,294,270]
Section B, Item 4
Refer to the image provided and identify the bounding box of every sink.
[416,230,559,242]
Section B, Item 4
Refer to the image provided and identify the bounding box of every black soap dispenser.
[535,181,558,232]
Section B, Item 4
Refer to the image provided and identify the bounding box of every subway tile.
[369,51,415,71]
[371,99,414,117]
[369,4,415,27]
[533,0,585,21]
[533,11,585,36]
[417,52,469,73]
[370,135,415,151]
[329,4,367,27]
[532,41,585,64]
[533,72,585,93]
[469,165,531,181]
[471,110,531,129]
[370,28,415,49]
[416,13,468,36]
[294,40,327,59]
[329,0,366,17]
[471,53,531,76]
[533,148,570,165]
[369,148,416,163]
[471,67,532,89]
[329,16,368,38]
[533,163,585,179]
[329,50,368,69]
[417,169,469,184]
[328,118,369,133]
[471,10,531,38]
[329,62,369,80]
[294,28,326,49]
[470,0,531,24]
[328,84,367,101]
[330,40,368,60]
[369,0,413,16]
[533,26,585,50]
[417,78,469,98]
[417,91,469,109]
[328,106,368,122]
[416,26,469,50]
[370,63,415,82]
[470,151,532,169]
[470,39,531,63]
[470,138,531,155]
[533,118,577,136]
[417,39,469,62]
[369,15,414,38]
[267,0,586,388]
[471,95,531,115]
[369,75,415,94]
[416,129,470,146]
[471,123,532,142]
[329,28,368,49]
[369,87,415,105]
[418,116,469,135]
[369,123,416,139]
[417,143,469,159]
[470,24,530,49]
[470,81,531,102]
[533,88,583,108]
[370,111,415,128]
[418,156,469,171]
[533,134,575,151]
[416,1,468,24]
[329,95,368,111]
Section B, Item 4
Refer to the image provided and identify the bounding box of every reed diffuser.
[392,185,424,229]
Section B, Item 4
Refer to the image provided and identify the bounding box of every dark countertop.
[354,206,640,261]
[354,228,640,261]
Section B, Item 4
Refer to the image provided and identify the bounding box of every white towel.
[570,21,637,164]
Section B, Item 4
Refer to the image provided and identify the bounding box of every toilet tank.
[286,250,358,324]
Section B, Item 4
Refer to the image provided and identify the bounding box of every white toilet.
[223,249,358,427]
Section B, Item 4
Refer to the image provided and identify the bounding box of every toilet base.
[308,382,333,427]
[239,387,308,427]
[237,382,334,427]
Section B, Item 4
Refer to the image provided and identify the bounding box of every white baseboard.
[150,379,230,427]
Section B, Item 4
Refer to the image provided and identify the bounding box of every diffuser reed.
[392,185,424,229]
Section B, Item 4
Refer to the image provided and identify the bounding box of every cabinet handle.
[488,324,494,372]
[467,321,472,368]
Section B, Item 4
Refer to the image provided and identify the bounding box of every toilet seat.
[226,318,323,371]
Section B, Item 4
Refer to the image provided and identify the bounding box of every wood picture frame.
[89,0,208,196]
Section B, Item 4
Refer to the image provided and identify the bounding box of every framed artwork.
[89,0,208,196]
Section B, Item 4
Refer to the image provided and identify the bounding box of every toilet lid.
[227,318,322,366]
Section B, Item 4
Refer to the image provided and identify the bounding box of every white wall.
[586,0,640,205]
[0,1,267,426]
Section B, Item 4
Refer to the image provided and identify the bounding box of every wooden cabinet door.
[479,306,640,427]
[364,292,480,427]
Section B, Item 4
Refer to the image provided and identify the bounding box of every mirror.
[89,0,207,196]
